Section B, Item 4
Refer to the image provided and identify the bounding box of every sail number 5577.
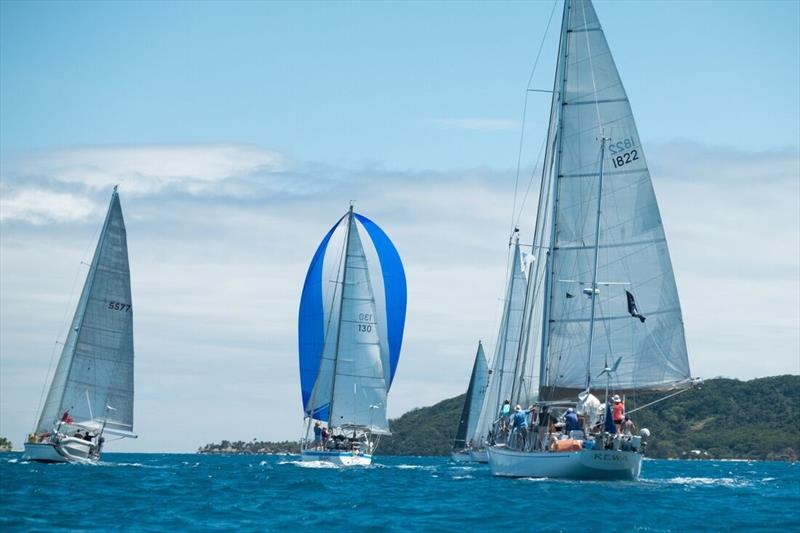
[107,301,131,312]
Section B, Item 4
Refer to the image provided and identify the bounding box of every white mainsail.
[523,0,692,401]
[35,188,134,435]
[454,341,489,450]
[472,239,527,446]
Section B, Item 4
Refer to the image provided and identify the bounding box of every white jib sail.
[36,189,134,435]
[326,214,389,433]
[472,240,527,446]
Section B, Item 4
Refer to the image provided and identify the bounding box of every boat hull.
[450,451,472,463]
[301,449,372,466]
[470,448,489,463]
[488,446,642,481]
[22,439,97,464]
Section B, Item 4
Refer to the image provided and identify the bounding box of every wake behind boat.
[297,206,407,466]
[486,0,697,480]
[23,187,137,464]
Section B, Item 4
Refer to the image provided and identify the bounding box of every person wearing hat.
[611,395,625,434]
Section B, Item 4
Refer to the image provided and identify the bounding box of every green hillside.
[377,375,800,460]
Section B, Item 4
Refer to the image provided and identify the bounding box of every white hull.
[450,451,472,463]
[22,440,97,464]
[488,446,642,480]
[301,449,372,466]
[470,448,489,463]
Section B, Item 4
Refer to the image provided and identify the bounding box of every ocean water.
[1,453,798,531]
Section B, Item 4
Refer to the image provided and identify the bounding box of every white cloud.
[0,188,100,225]
[7,144,287,196]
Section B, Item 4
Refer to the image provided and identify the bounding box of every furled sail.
[453,341,489,451]
[299,209,406,434]
[532,0,691,399]
[36,189,134,434]
[472,240,527,445]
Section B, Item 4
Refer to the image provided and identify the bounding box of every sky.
[0,0,798,452]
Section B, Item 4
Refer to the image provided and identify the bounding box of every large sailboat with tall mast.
[487,0,696,480]
[298,206,406,466]
[23,187,137,463]
[469,233,527,463]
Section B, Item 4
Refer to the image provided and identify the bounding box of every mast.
[327,205,354,427]
[537,0,571,397]
[585,137,607,392]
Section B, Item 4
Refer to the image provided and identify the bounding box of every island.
[199,375,799,461]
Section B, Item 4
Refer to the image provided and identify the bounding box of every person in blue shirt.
[511,405,528,450]
[564,407,581,433]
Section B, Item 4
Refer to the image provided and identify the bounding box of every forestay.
[36,189,134,434]
[532,0,691,399]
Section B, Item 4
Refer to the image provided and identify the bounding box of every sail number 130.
[357,312,373,333]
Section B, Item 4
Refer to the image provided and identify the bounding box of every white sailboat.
[298,206,406,466]
[23,187,137,463]
[451,341,489,462]
[470,235,528,463]
[487,0,696,480]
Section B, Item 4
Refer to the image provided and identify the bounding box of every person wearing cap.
[612,395,625,434]
[564,407,581,433]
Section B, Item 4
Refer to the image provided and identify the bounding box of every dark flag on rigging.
[625,290,646,323]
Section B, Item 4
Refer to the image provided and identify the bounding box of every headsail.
[529,0,691,400]
[299,209,406,433]
[36,189,134,434]
[453,341,489,451]
[472,239,527,445]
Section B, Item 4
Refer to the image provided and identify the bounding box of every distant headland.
[199,376,799,461]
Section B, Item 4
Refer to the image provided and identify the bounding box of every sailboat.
[487,0,696,480]
[451,341,489,462]
[298,206,406,466]
[23,187,137,463]
[469,234,527,463]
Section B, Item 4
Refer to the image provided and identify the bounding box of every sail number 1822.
[608,136,639,169]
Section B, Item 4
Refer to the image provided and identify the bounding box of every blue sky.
[2,1,798,168]
[1,1,798,452]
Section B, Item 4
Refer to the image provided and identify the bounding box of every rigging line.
[509,0,559,238]
[579,0,605,136]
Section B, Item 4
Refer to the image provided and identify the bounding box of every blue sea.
[1,453,797,531]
